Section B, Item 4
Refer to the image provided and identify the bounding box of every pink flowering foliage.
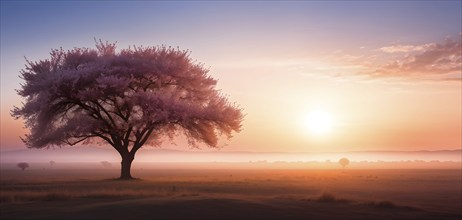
[12,41,243,156]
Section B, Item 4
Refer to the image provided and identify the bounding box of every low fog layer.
[1,147,460,163]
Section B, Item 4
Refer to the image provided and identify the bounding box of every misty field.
[1,168,461,220]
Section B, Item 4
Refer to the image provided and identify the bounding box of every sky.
[1,1,461,154]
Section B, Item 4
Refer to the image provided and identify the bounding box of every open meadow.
[1,167,460,219]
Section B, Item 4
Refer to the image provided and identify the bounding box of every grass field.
[1,168,461,219]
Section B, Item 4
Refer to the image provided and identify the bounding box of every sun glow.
[305,110,334,135]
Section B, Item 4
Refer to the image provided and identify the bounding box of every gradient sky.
[1,1,461,153]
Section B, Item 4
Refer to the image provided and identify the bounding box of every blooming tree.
[12,41,243,179]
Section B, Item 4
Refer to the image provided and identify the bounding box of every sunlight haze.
[1,2,461,219]
[1,1,461,155]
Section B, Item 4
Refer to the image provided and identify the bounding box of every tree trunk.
[120,154,134,180]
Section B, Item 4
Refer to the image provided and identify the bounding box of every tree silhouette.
[17,162,29,171]
[49,160,55,167]
[12,41,243,179]
[338,157,350,170]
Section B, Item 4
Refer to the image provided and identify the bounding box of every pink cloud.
[379,43,434,53]
[374,38,461,80]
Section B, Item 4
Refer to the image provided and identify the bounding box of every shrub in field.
[339,157,350,170]
[101,161,112,168]
[17,162,29,171]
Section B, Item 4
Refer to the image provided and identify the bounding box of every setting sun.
[1,1,461,219]
[305,110,334,135]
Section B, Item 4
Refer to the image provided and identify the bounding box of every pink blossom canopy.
[12,41,243,154]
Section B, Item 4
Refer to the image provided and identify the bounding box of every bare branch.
[64,136,92,146]
[91,132,114,146]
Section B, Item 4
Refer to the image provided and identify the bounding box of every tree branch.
[123,126,133,149]
[92,131,126,156]
[91,131,114,146]
[74,100,114,130]
[64,136,91,146]
[91,100,117,128]
[130,126,155,156]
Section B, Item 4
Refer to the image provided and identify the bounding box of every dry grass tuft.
[313,193,418,211]
[0,187,201,203]
[0,191,72,203]
[365,200,419,210]
[316,193,350,203]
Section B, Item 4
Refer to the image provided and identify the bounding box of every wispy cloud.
[379,44,434,53]
[374,38,461,80]
[326,36,461,81]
